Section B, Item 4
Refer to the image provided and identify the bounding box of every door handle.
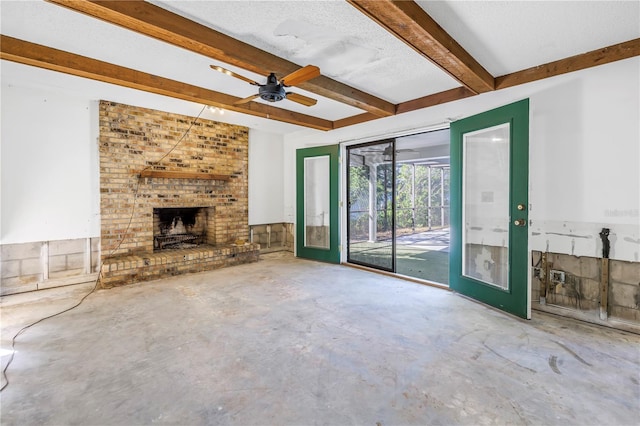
[514,219,526,227]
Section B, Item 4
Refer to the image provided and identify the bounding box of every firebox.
[153,207,211,251]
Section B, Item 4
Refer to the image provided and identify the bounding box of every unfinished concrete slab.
[1,252,638,425]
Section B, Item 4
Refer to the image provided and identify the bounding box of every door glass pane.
[304,156,330,249]
[462,123,510,290]
[346,141,394,271]
[394,129,450,284]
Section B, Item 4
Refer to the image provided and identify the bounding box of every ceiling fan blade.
[281,65,320,86]
[286,92,318,107]
[210,65,260,85]
[234,94,259,105]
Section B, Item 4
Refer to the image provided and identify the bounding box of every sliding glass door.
[346,140,395,271]
[346,129,451,284]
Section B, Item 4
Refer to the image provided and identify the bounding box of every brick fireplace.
[99,101,259,287]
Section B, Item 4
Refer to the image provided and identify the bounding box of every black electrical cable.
[0,104,207,392]
[0,277,100,392]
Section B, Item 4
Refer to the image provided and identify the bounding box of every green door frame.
[296,145,340,263]
[450,99,530,318]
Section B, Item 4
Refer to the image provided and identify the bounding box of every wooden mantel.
[138,170,231,181]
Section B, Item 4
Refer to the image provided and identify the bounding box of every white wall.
[248,129,285,224]
[1,85,287,245]
[528,59,639,262]
[1,85,100,244]
[284,57,640,262]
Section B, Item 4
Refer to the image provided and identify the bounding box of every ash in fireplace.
[164,216,187,235]
[154,208,206,251]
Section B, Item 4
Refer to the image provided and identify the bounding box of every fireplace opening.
[153,207,209,250]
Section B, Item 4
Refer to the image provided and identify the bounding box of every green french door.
[296,145,340,263]
[450,99,529,318]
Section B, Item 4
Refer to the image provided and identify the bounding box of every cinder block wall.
[1,238,100,295]
[99,101,249,259]
[250,223,294,252]
[531,251,640,324]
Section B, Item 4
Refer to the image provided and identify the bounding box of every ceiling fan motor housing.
[259,72,286,102]
[259,84,286,102]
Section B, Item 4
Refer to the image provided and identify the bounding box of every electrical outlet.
[550,270,565,283]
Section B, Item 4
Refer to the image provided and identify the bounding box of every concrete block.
[252,225,267,234]
[67,253,85,270]
[49,239,85,256]
[550,253,581,276]
[547,293,567,308]
[581,300,599,311]
[581,279,601,301]
[1,260,21,278]
[580,257,600,280]
[1,242,42,261]
[609,282,639,309]
[610,260,640,285]
[610,305,640,322]
[49,255,67,272]
[21,258,43,276]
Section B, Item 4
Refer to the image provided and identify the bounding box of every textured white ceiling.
[417,0,640,76]
[1,0,638,134]
[151,0,461,103]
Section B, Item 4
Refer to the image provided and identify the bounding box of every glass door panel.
[462,123,510,289]
[394,129,451,284]
[304,156,330,249]
[347,141,394,272]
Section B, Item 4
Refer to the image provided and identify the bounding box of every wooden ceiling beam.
[396,86,475,114]
[0,35,333,131]
[496,39,640,89]
[347,0,495,94]
[46,0,396,117]
[333,113,379,130]
[333,86,476,129]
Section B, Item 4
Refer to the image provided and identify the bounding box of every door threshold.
[342,262,450,291]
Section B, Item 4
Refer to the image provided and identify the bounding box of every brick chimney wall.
[98,101,256,285]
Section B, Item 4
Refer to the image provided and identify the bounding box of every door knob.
[514,219,526,227]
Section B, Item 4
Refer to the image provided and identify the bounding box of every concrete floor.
[1,252,638,425]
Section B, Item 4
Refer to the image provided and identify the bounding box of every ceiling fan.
[354,145,419,162]
[358,146,416,156]
[210,64,320,107]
